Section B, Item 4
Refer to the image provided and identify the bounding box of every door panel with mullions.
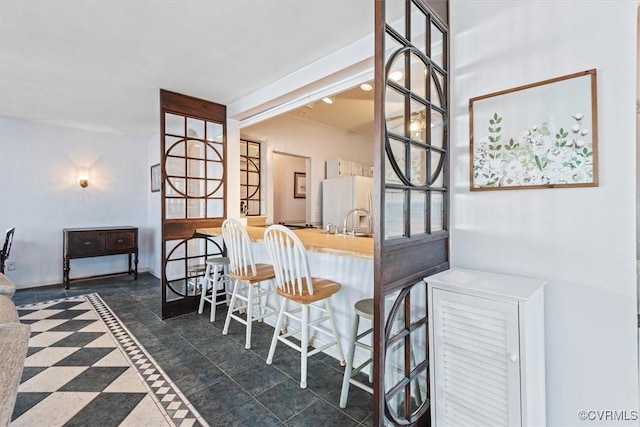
[373,1,449,425]
[240,138,262,216]
[160,90,227,319]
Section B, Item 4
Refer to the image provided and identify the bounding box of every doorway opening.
[272,152,310,227]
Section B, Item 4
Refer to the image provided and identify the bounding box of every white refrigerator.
[322,176,373,230]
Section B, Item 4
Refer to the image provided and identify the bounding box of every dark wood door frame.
[160,89,227,319]
[373,1,449,425]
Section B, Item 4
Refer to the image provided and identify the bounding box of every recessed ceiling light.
[389,71,403,82]
[322,96,334,104]
[360,83,373,91]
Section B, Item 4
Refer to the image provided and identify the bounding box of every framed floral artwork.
[469,69,598,191]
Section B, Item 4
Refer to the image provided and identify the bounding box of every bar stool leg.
[223,278,240,336]
[256,280,266,323]
[209,264,220,322]
[325,299,345,365]
[300,304,310,389]
[223,264,232,306]
[267,298,287,365]
[410,340,423,406]
[245,282,254,349]
[198,263,212,315]
[340,311,360,408]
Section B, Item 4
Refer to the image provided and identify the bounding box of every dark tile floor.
[12,273,374,427]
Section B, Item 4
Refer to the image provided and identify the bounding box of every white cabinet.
[350,162,363,177]
[326,158,353,178]
[325,158,372,179]
[425,268,546,427]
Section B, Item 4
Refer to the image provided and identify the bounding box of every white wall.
[242,114,373,225]
[637,8,640,263]
[0,118,150,288]
[450,1,638,425]
[146,132,161,278]
[636,8,640,312]
[273,153,306,223]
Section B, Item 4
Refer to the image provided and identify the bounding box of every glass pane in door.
[165,113,184,135]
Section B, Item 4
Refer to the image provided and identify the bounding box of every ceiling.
[0,1,374,137]
[284,84,375,139]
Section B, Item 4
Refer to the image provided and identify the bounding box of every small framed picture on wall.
[150,163,161,192]
[294,172,306,198]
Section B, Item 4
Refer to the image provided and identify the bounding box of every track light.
[389,71,403,82]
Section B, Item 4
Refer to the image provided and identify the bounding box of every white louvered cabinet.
[426,268,546,427]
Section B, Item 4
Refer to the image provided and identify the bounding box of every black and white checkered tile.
[13,294,208,427]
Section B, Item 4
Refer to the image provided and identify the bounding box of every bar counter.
[196,226,373,260]
[196,225,373,364]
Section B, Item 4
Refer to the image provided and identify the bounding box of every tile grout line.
[15,275,373,426]
[161,313,324,425]
[87,293,209,427]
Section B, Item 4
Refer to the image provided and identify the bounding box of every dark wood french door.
[160,90,227,319]
[373,1,449,425]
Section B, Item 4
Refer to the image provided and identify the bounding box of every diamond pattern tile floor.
[12,273,374,426]
[12,293,206,427]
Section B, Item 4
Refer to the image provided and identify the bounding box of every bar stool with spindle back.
[222,218,277,349]
[263,224,345,389]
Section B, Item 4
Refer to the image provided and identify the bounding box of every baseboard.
[16,268,152,290]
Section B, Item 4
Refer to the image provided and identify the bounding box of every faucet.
[342,208,372,236]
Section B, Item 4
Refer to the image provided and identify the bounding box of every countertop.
[196,226,373,260]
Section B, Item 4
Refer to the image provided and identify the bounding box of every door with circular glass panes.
[160,90,227,319]
[372,1,449,425]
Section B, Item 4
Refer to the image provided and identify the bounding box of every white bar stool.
[187,263,206,296]
[198,257,231,322]
[222,218,277,349]
[263,225,345,389]
[340,298,374,408]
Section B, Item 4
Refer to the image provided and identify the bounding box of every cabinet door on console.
[105,231,136,251]
[68,232,105,257]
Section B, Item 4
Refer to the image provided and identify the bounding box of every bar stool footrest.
[349,379,373,394]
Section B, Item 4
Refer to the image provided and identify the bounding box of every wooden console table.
[63,226,138,289]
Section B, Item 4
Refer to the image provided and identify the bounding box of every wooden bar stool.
[340,298,374,408]
[198,256,231,322]
[263,224,345,389]
[222,218,277,349]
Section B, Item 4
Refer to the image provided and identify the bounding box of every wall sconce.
[78,167,90,188]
